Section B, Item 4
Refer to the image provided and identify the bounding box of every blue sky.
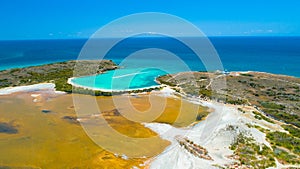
[1,0,300,39]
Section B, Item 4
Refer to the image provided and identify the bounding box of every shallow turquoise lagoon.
[70,68,168,91]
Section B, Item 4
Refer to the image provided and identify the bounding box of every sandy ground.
[144,87,291,169]
[0,83,57,95]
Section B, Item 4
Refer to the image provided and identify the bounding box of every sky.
[1,0,300,39]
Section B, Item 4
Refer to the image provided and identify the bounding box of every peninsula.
[0,61,299,169]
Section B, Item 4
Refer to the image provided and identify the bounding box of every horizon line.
[1,35,300,41]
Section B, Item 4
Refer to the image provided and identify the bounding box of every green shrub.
[260,102,285,110]
[282,125,300,138]
[273,147,299,164]
[263,109,300,128]
[230,133,276,168]
[240,73,254,77]
[199,89,212,98]
[252,111,274,123]
[267,131,300,156]
[226,98,247,105]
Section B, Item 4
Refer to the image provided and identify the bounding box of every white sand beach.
[0,83,56,95]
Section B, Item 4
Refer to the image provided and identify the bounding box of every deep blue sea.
[0,37,299,80]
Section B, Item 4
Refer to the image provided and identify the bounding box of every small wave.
[112,72,149,79]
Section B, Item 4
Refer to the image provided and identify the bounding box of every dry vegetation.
[157,71,300,167]
[0,60,117,92]
[157,71,300,127]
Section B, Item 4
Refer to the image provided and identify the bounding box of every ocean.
[0,36,299,78]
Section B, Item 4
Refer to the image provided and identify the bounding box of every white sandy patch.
[150,86,179,99]
[30,93,41,102]
[54,91,67,94]
[144,97,285,169]
[31,94,41,97]
[0,83,56,95]
[159,87,175,96]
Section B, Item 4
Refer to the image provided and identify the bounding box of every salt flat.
[145,90,289,169]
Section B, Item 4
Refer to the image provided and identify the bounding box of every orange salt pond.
[0,92,209,168]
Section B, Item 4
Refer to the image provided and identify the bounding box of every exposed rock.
[62,116,80,124]
[176,136,213,161]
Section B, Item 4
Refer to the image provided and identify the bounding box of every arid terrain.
[0,62,299,168]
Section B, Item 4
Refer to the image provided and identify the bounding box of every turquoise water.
[71,37,203,91]
[71,68,167,91]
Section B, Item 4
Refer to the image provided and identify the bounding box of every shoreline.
[1,69,298,95]
[233,70,300,78]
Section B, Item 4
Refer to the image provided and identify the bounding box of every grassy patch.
[230,132,276,168]
[225,98,247,105]
[263,109,300,128]
[282,124,300,138]
[199,89,212,98]
[266,131,300,157]
[260,101,285,110]
[252,111,275,123]
[273,147,299,164]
